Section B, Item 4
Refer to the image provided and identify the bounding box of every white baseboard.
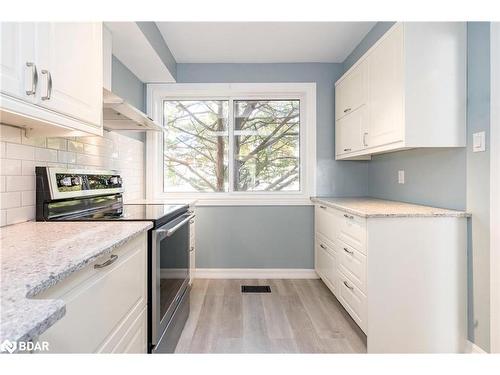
[194,268,319,279]
[465,340,487,353]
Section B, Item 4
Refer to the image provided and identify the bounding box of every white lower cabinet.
[189,206,196,284]
[314,203,467,353]
[36,232,147,353]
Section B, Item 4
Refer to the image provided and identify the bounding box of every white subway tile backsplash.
[0,125,22,143]
[0,124,144,226]
[1,159,22,175]
[47,138,67,150]
[35,147,58,162]
[6,143,35,160]
[6,176,35,191]
[57,150,76,164]
[1,191,21,209]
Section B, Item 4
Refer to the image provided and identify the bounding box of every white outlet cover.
[473,131,486,152]
[398,170,405,184]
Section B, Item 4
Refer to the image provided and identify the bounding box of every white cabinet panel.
[335,60,368,121]
[315,235,337,294]
[0,23,36,102]
[337,269,367,333]
[37,233,147,353]
[367,23,404,147]
[36,23,102,127]
[335,105,368,157]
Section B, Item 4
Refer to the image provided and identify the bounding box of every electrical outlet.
[473,131,486,152]
[398,170,405,184]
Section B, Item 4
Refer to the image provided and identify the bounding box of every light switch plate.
[473,131,486,152]
[398,170,405,184]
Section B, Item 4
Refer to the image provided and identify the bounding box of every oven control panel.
[55,173,122,193]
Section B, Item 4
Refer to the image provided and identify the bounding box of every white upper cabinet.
[0,22,103,137]
[335,22,466,160]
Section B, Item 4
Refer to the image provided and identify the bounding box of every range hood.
[103,88,162,132]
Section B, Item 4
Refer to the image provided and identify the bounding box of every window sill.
[150,195,314,206]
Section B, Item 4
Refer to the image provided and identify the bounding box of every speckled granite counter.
[311,197,470,218]
[0,221,152,347]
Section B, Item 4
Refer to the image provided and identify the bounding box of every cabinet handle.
[363,132,369,147]
[343,107,352,113]
[343,280,354,290]
[190,246,195,252]
[343,247,354,255]
[343,148,351,152]
[343,213,354,219]
[319,205,327,209]
[189,219,195,224]
[94,254,118,269]
[25,62,38,96]
[320,244,327,250]
[41,70,52,100]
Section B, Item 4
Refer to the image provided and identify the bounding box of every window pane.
[234,100,300,192]
[163,100,229,192]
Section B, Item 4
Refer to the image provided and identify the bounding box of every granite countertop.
[0,220,153,348]
[311,197,470,218]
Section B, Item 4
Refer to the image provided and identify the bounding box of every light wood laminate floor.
[175,279,367,353]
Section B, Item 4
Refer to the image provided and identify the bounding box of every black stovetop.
[55,203,188,229]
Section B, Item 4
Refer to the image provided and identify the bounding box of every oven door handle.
[157,214,195,237]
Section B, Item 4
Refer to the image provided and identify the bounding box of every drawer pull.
[189,219,195,224]
[343,148,352,152]
[320,244,327,250]
[190,246,195,252]
[343,247,354,255]
[94,254,118,269]
[343,280,354,290]
[343,107,352,113]
[343,213,354,219]
[319,205,327,209]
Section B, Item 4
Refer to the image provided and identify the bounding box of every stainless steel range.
[35,167,192,353]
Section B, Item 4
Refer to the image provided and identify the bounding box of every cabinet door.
[0,23,36,102]
[36,23,102,127]
[368,24,404,147]
[315,239,337,294]
[335,105,368,156]
[335,60,368,121]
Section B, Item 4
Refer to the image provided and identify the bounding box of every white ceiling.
[156,22,376,63]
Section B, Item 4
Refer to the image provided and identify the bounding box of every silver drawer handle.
[94,254,118,269]
[25,62,38,96]
[343,107,352,113]
[319,205,327,209]
[343,247,354,255]
[343,213,354,220]
[343,148,352,152]
[343,280,354,290]
[320,244,327,250]
[363,131,369,147]
[157,214,196,237]
[190,246,195,252]
[189,219,195,224]
[41,70,52,100]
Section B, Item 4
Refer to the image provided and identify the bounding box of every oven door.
[151,211,194,348]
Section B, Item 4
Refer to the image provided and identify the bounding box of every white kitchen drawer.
[337,269,367,333]
[338,211,366,254]
[315,234,338,295]
[315,204,342,244]
[337,239,367,293]
[315,204,366,254]
[37,233,147,353]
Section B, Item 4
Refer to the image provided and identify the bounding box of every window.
[147,83,316,204]
[163,99,300,193]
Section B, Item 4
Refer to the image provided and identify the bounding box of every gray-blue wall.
[177,63,370,270]
[112,56,145,112]
[466,22,491,352]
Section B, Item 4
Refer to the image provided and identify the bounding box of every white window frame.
[146,83,316,206]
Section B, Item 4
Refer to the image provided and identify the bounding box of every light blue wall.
[196,206,314,268]
[177,63,369,269]
[112,56,145,112]
[136,22,177,81]
[466,22,491,352]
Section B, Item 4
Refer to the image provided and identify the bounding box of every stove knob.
[71,176,82,186]
[60,177,72,186]
[109,176,120,185]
